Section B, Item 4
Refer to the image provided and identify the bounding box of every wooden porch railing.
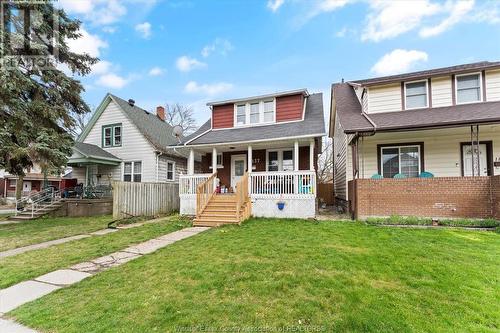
[196,172,217,218]
[235,172,251,222]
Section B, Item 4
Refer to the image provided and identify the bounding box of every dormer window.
[234,99,275,126]
[456,73,482,104]
[404,80,428,109]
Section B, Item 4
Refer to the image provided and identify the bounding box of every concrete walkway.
[0,216,174,259]
[0,226,209,332]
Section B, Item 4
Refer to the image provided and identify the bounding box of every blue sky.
[60,0,500,125]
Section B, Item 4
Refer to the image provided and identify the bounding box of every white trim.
[183,128,212,145]
[208,153,224,169]
[209,117,303,132]
[455,72,483,105]
[166,160,176,181]
[123,160,142,182]
[183,133,326,148]
[266,148,295,172]
[207,89,308,106]
[380,145,421,178]
[233,98,276,128]
[404,79,429,110]
[301,96,307,121]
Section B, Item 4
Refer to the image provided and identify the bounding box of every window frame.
[208,153,224,170]
[266,148,295,172]
[166,160,175,181]
[455,72,483,105]
[377,143,424,178]
[102,123,122,148]
[233,98,276,127]
[404,79,429,110]
[123,161,142,182]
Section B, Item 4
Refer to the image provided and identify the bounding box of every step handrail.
[196,172,217,218]
[235,172,250,222]
[15,187,54,215]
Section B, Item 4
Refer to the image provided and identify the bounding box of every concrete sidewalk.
[0,226,210,332]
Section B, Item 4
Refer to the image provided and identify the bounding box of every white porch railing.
[179,173,212,195]
[249,171,316,198]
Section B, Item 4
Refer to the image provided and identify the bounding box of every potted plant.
[276,195,285,210]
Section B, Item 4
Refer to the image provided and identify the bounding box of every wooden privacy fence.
[317,183,334,205]
[112,181,179,219]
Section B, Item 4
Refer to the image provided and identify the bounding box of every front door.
[231,154,246,189]
[462,143,488,176]
[22,181,32,192]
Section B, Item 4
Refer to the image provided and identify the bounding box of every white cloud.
[96,73,129,89]
[67,27,108,57]
[59,0,127,26]
[371,49,428,76]
[184,81,233,96]
[91,60,113,75]
[267,0,285,12]
[420,0,474,37]
[148,67,164,76]
[135,22,152,39]
[201,38,233,58]
[294,0,350,28]
[102,26,117,33]
[176,56,206,72]
[362,0,441,42]
[472,1,500,24]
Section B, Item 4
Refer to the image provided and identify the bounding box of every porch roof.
[333,83,500,135]
[67,142,122,166]
[179,93,325,146]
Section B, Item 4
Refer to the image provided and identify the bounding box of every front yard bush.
[365,215,499,228]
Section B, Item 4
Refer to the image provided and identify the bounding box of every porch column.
[294,140,299,171]
[212,147,217,174]
[188,149,194,175]
[247,145,252,173]
[309,139,315,171]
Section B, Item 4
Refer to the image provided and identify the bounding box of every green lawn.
[9,218,500,332]
[0,215,190,289]
[0,215,114,251]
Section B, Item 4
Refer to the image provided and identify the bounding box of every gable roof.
[333,83,500,135]
[78,94,185,156]
[351,61,500,86]
[179,93,325,146]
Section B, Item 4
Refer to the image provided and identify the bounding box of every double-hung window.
[166,161,175,181]
[234,99,275,126]
[456,73,482,104]
[380,145,422,178]
[123,161,142,182]
[102,124,122,147]
[405,81,428,109]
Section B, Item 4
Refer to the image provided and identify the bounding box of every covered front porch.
[179,137,318,219]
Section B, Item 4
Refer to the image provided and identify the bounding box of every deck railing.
[196,172,217,218]
[235,172,251,221]
[249,171,316,197]
[179,173,212,195]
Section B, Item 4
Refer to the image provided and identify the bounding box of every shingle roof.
[333,83,500,134]
[351,61,500,86]
[109,94,186,156]
[181,93,325,146]
[74,142,121,160]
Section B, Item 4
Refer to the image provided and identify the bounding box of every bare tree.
[67,112,91,138]
[164,103,198,134]
[317,137,333,183]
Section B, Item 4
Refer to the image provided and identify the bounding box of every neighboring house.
[174,89,325,225]
[68,94,192,186]
[330,61,500,208]
[1,165,62,198]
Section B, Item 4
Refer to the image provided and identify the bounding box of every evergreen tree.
[0,1,97,199]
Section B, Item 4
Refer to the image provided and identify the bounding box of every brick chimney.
[156,106,165,121]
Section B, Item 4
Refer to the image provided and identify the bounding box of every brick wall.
[349,176,499,220]
[492,175,500,219]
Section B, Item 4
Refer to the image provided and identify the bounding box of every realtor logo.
[1,0,59,70]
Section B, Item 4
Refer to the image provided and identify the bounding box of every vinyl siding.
[366,83,401,113]
[485,69,500,101]
[431,76,453,107]
[157,155,187,182]
[82,100,158,182]
[333,114,350,200]
[276,94,304,122]
[349,125,500,181]
[212,104,234,129]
